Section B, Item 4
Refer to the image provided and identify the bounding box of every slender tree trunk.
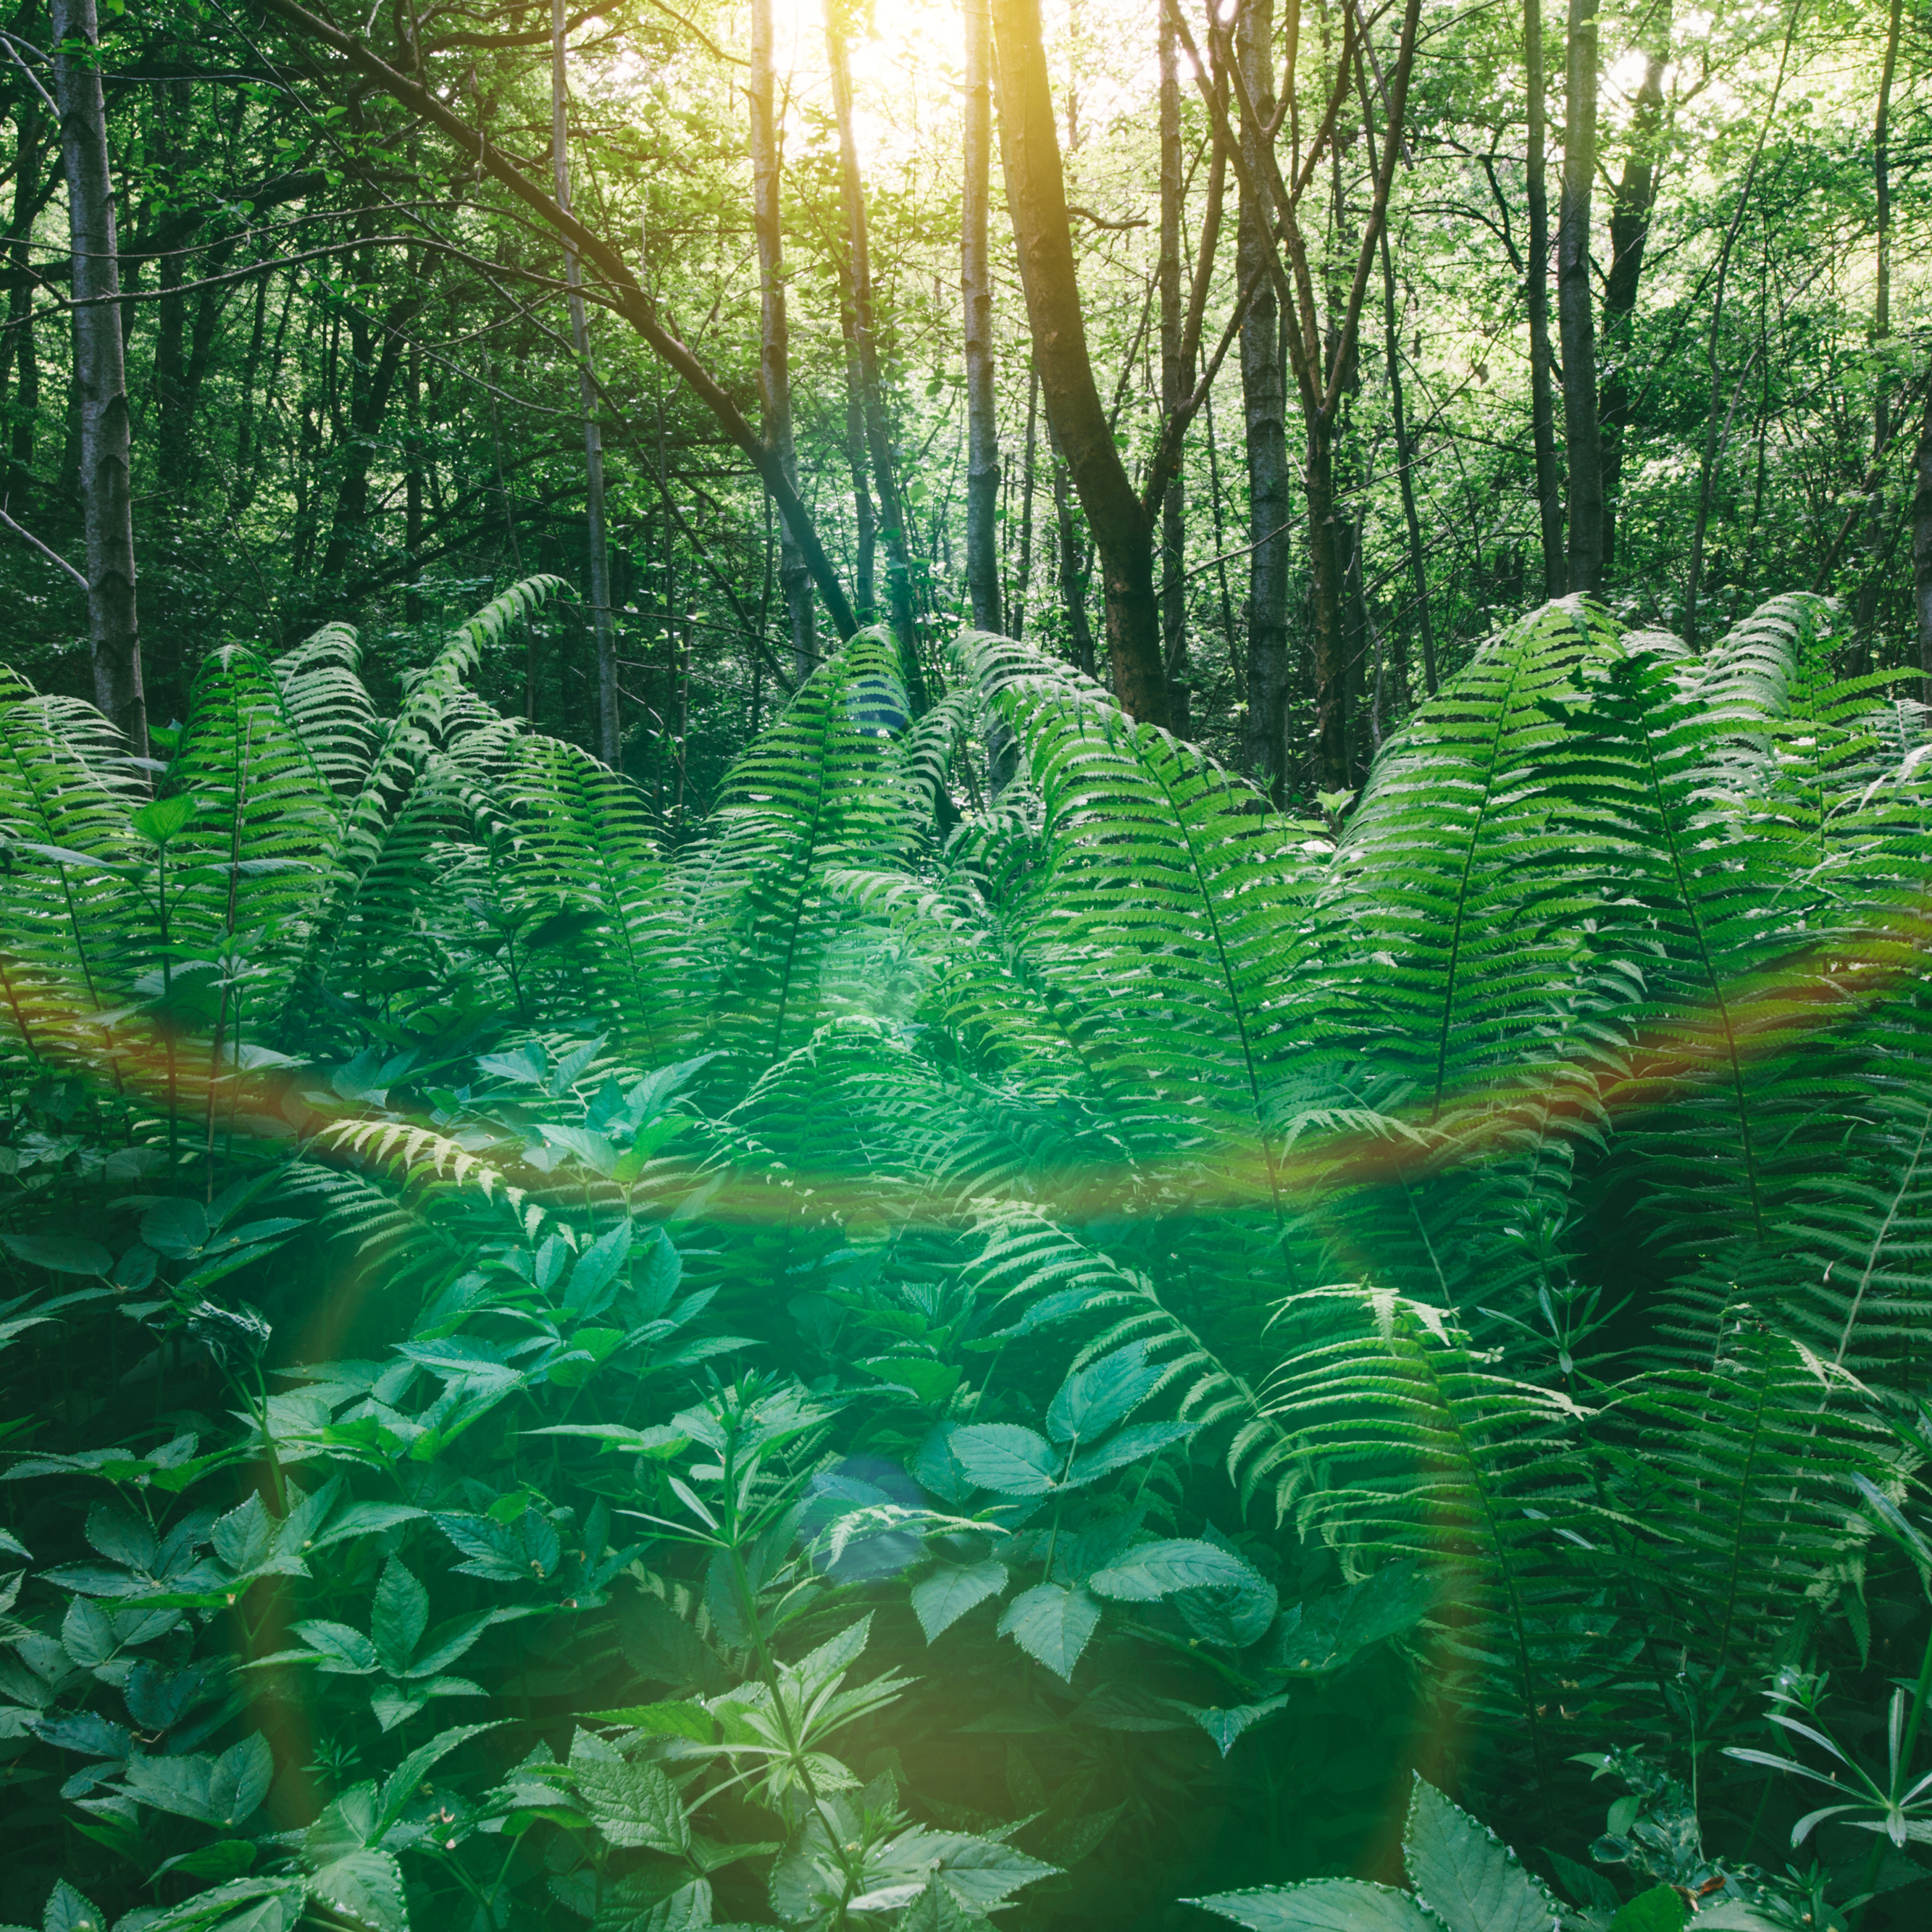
[827,1,924,704]
[1524,0,1563,600]
[837,292,877,622]
[752,0,816,685]
[1684,0,1797,648]
[1,96,45,507]
[1202,380,1238,683]
[404,340,425,623]
[1050,431,1097,676]
[963,0,1000,632]
[1913,383,1932,703]
[1860,0,1905,652]
[1011,363,1039,636]
[1158,3,1189,735]
[1379,230,1436,695]
[991,0,1168,724]
[52,0,146,756]
[1236,0,1290,788]
[1599,38,1666,578]
[553,0,618,761]
[1557,0,1603,595]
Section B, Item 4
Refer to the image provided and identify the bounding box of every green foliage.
[1,588,1930,1932]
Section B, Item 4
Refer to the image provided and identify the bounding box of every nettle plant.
[2,585,1932,1932]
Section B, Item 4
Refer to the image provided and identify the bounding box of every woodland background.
[0,0,1925,806]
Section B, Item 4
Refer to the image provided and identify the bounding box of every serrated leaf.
[576,1756,690,1851]
[1047,1342,1162,1443]
[950,1424,1058,1497]
[307,1849,407,1932]
[43,1882,106,1932]
[1188,1881,1435,1931]
[1403,1778,1560,1932]
[1089,1539,1254,1602]
[912,1560,1008,1641]
[1607,1889,1689,1932]
[1187,1694,1289,1755]
[0,1233,111,1276]
[372,1557,427,1672]
[997,1584,1100,1680]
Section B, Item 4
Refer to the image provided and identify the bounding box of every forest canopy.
[1,4,1932,1932]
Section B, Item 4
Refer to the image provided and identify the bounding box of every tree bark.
[1557,0,1603,595]
[404,339,425,624]
[991,0,1168,725]
[1684,0,1797,648]
[1158,1,1189,735]
[836,290,876,622]
[963,0,1000,632]
[1379,228,1435,695]
[1524,0,1563,595]
[52,0,146,756]
[827,0,924,704]
[1235,1,1289,788]
[1860,0,1905,653]
[751,0,815,687]
[1009,362,1039,636]
[1913,382,1932,704]
[1599,38,1665,577]
[1,94,48,508]
[1049,427,1097,676]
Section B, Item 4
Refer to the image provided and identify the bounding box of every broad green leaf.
[950,1423,1058,1496]
[42,1883,105,1932]
[912,1559,1008,1641]
[1403,1778,1560,1932]
[1268,1563,1438,1676]
[1607,1890,1689,1932]
[142,1197,210,1258]
[576,1756,691,1852]
[997,1583,1100,1680]
[564,1221,632,1313]
[1047,1342,1163,1443]
[307,1849,408,1932]
[207,1731,273,1826]
[375,1721,504,1835]
[1187,1694,1289,1756]
[1066,1420,1194,1486]
[154,1841,258,1883]
[1089,1539,1254,1602]
[372,1556,428,1672]
[290,1619,380,1673]
[1187,1881,1434,1931]
[0,1233,110,1276]
[131,795,198,845]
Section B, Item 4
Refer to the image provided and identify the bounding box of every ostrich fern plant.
[0,586,1928,1932]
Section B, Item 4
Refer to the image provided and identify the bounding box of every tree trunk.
[991,0,1168,725]
[1684,3,1797,648]
[1,95,46,506]
[1557,0,1603,595]
[1913,383,1932,704]
[552,0,619,761]
[1860,0,1905,653]
[1158,2,1189,735]
[1234,2,1290,786]
[51,0,146,756]
[404,340,425,624]
[1523,0,1563,595]
[963,0,1000,632]
[827,1,924,704]
[1010,363,1039,636]
[1599,38,1665,577]
[751,0,816,685]
[838,286,877,622]
[1379,230,1436,695]
[1050,430,1097,677]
